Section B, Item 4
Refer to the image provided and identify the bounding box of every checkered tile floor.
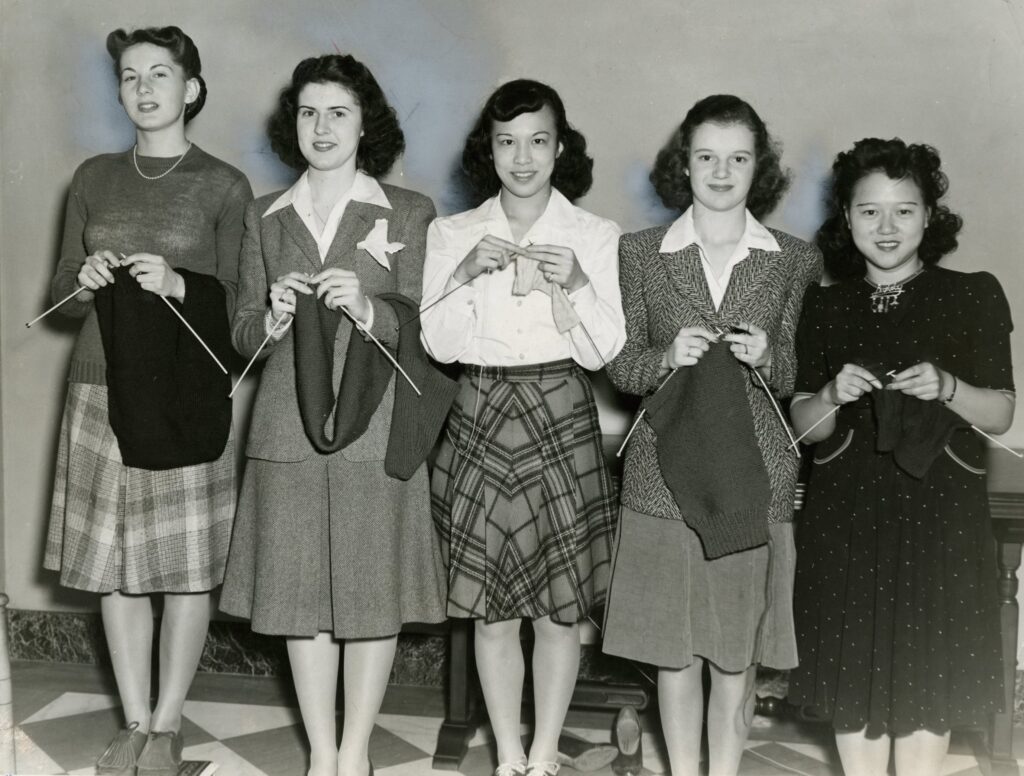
[7,662,1012,775]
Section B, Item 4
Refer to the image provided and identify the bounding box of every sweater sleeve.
[231,200,275,360]
[50,164,94,319]
[605,233,667,396]
[766,239,823,397]
[365,193,436,348]
[212,175,254,317]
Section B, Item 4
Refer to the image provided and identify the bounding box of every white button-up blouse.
[420,190,626,370]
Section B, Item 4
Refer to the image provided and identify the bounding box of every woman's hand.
[452,235,519,283]
[525,244,589,293]
[76,250,121,293]
[827,363,883,405]
[122,253,185,301]
[665,327,716,368]
[723,322,771,369]
[886,362,946,401]
[311,268,371,324]
[269,271,314,324]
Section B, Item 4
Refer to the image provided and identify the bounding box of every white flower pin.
[357,218,405,271]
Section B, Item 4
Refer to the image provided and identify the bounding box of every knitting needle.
[229,314,286,397]
[25,254,120,328]
[972,427,1024,458]
[397,275,478,329]
[340,306,422,397]
[119,255,227,375]
[750,366,800,458]
[576,319,608,370]
[789,404,841,448]
[25,286,89,328]
[615,367,679,458]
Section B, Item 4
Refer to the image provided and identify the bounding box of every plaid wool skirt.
[431,359,616,623]
[44,383,235,593]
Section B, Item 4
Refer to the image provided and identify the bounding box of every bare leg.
[893,729,950,776]
[528,616,580,765]
[705,663,757,775]
[288,633,341,776]
[150,592,211,732]
[835,727,892,776]
[658,660,704,776]
[336,636,397,776]
[100,591,154,731]
[475,619,527,765]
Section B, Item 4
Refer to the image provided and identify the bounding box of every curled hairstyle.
[816,138,962,280]
[267,54,404,176]
[461,79,594,203]
[650,94,789,219]
[106,26,206,123]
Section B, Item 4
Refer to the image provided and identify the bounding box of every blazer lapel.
[277,207,323,275]
[660,245,718,329]
[718,248,779,325]
[323,202,376,271]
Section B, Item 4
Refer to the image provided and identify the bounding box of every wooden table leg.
[991,539,1022,775]
[433,619,478,770]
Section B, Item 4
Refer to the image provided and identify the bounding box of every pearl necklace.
[132,142,192,181]
[864,267,925,313]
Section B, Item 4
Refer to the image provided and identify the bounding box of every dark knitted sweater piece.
[94,267,232,470]
[642,342,771,558]
[872,389,968,478]
[293,293,458,480]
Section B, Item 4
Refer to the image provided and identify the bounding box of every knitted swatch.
[94,266,231,470]
[642,342,771,558]
[512,254,580,333]
[872,389,968,478]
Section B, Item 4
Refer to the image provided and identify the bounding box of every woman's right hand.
[76,250,120,291]
[269,272,314,323]
[664,327,716,368]
[826,363,883,405]
[452,235,520,283]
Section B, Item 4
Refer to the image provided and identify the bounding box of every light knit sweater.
[607,225,822,525]
[51,146,252,385]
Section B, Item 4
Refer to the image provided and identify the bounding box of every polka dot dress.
[788,267,1014,736]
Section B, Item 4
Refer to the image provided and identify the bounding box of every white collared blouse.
[659,207,781,309]
[420,189,626,370]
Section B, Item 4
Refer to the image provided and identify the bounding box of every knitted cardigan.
[607,225,822,525]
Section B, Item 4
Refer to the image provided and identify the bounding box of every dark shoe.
[556,732,619,772]
[612,705,643,776]
[136,730,183,776]
[96,721,148,776]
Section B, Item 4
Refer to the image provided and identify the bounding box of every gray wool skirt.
[601,506,798,672]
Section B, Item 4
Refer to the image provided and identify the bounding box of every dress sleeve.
[968,272,1015,392]
[794,283,830,395]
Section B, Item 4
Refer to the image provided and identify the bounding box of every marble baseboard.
[7,609,1023,725]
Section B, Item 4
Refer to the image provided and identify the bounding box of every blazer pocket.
[813,428,854,465]
[943,444,986,475]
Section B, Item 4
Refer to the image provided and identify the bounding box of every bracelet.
[938,374,958,405]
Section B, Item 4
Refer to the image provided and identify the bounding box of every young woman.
[789,138,1014,776]
[421,79,625,776]
[601,95,821,776]
[218,55,447,776]
[44,25,251,776]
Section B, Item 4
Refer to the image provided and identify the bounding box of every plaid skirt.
[431,359,616,623]
[44,383,235,593]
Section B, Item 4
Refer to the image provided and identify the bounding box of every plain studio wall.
[2,0,1023,615]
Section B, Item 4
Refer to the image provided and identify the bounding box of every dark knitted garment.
[293,293,458,480]
[642,342,771,558]
[872,390,968,478]
[94,267,232,470]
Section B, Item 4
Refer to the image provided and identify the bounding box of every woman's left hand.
[121,253,185,301]
[310,268,371,324]
[886,362,946,400]
[723,321,771,369]
[525,244,589,293]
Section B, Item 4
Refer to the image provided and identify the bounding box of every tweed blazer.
[607,225,822,525]
[233,182,436,463]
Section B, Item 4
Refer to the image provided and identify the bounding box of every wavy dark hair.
[816,138,962,280]
[461,79,593,203]
[266,54,404,176]
[106,26,206,123]
[650,94,789,219]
